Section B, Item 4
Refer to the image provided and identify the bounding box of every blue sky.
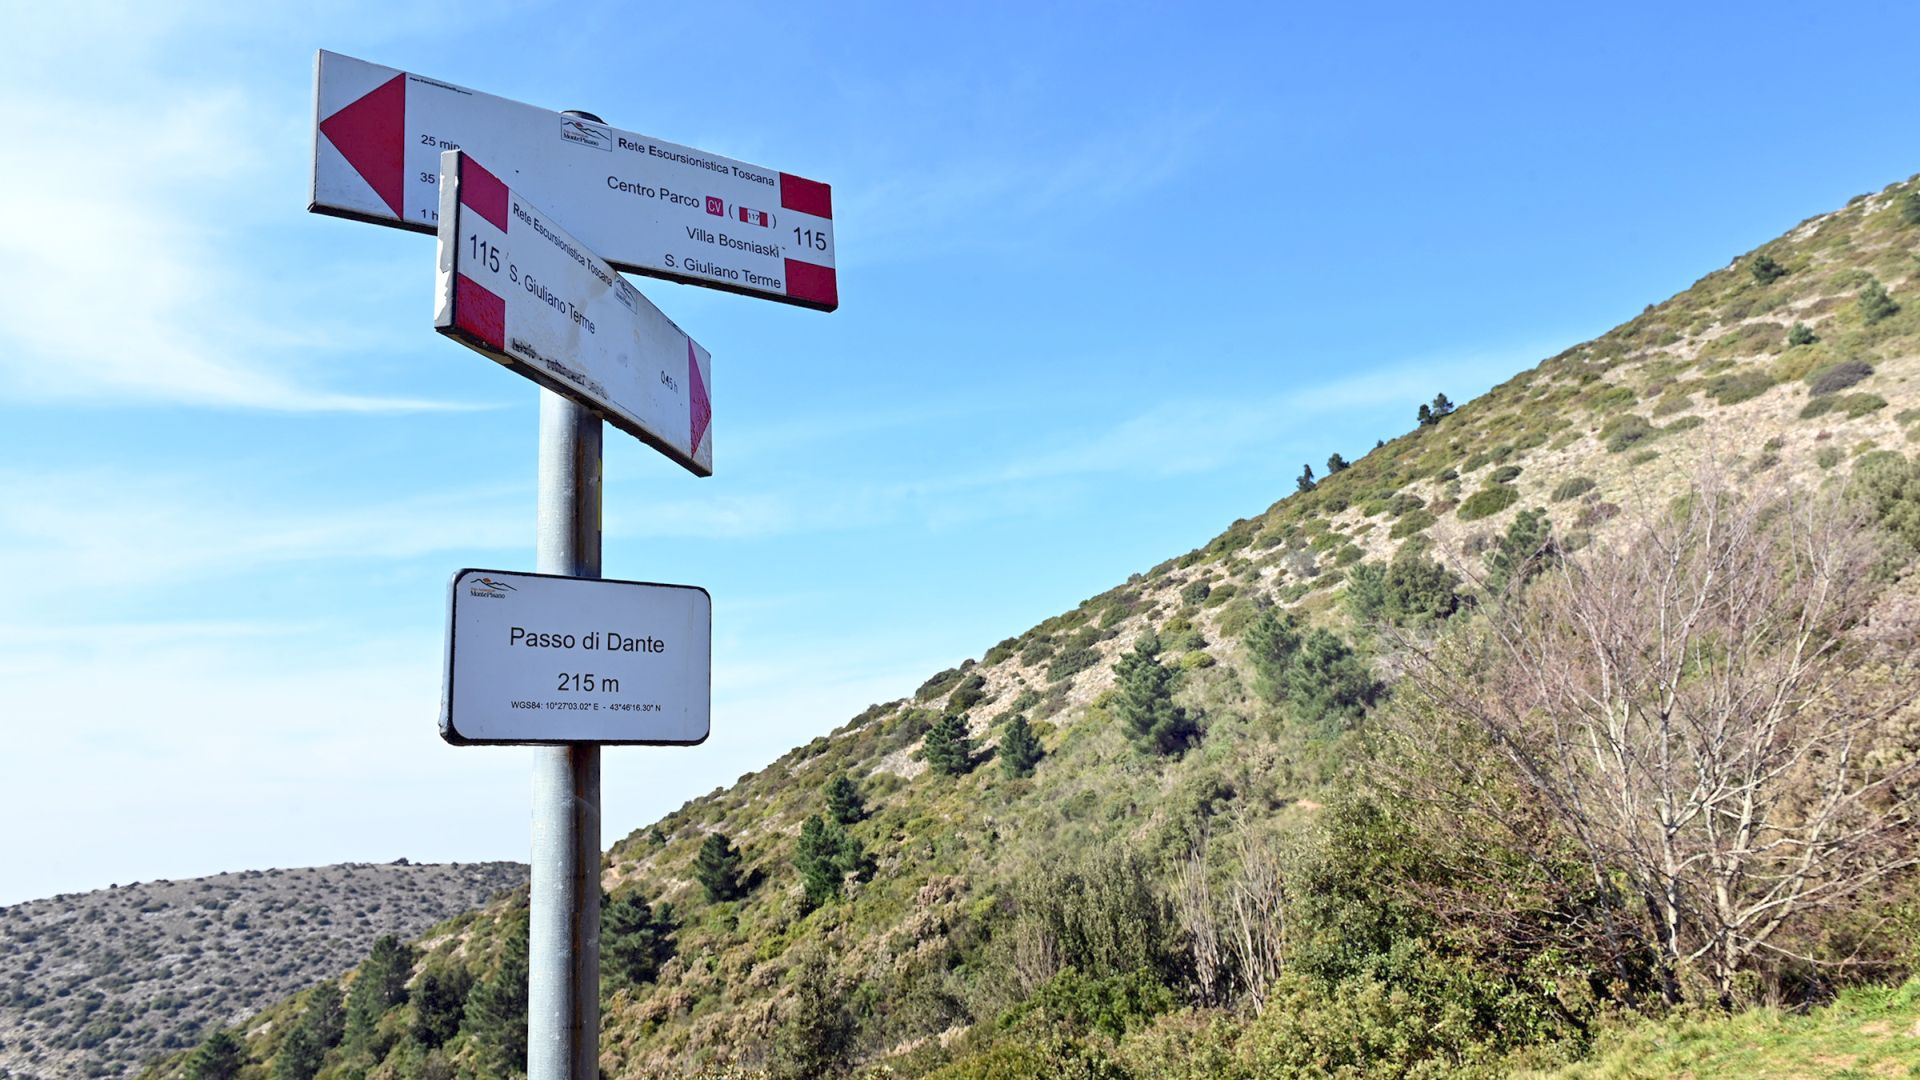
[4,1,1918,903]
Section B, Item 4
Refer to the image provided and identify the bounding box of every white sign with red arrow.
[312,49,837,311]
[436,150,713,476]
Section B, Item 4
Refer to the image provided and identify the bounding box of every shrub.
[983,637,1018,666]
[1484,507,1555,597]
[946,673,988,713]
[1852,451,1920,551]
[1817,446,1844,469]
[916,668,964,702]
[1802,393,1888,420]
[1489,464,1522,484]
[1806,358,1874,396]
[1788,322,1817,346]
[1602,414,1654,452]
[1749,253,1787,284]
[1551,476,1597,501]
[1345,552,1460,626]
[1387,492,1427,516]
[1858,280,1899,325]
[1179,579,1211,605]
[1705,370,1776,406]
[1047,645,1100,683]
[1389,508,1437,539]
[1457,485,1519,521]
[1902,189,1920,227]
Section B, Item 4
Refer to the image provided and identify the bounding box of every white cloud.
[0,468,525,611]
[0,27,472,412]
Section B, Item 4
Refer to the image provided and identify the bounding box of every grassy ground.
[1536,980,1920,1080]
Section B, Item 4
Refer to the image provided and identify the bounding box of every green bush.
[1705,370,1776,406]
[1806,358,1874,396]
[916,667,965,702]
[1179,579,1211,605]
[1749,253,1787,284]
[1389,508,1437,538]
[1788,322,1817,346]
[1551,476,1597,501]
[1801,393,1888,420]
[1858,280,1900,324]
[983,637,1018,666]
[1817,446,1844,469]
[1457,485,1520,521]
[1345,553,1460,626]
[946,673,989,713]
[1852,451,1920,551]
[1489,464,1522,484]
[1602,413,1654,452]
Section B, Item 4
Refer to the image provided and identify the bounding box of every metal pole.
[529,388,602,1080]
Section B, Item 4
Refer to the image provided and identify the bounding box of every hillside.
[0,861,525,1080]
[148,174,1920,1079]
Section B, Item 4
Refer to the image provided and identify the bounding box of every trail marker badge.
[435,150,713,475]
[311,49,837,311]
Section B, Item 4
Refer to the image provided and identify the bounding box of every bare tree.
[1395,471,1918,1006]
[1174,814,1288,1013]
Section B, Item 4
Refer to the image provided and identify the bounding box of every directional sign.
[436,151,714,475]
[311,49,837,311]
[443,569,711,745]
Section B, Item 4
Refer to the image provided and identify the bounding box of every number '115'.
[469,235,501,272]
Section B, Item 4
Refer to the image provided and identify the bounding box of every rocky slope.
[0,861,524,1079]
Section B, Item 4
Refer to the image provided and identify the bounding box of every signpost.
[435,150,714,476]
[442,569,712,745]
[312,49,838,311]
[310,48,838,1080]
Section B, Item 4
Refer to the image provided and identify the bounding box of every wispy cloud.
[600,340,1551,541]
[837,109,1215,265]
[0,28,473,412]
[0,468,525,611]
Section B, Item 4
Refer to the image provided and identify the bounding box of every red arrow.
[319,74,406,218]
[688,340,711,455]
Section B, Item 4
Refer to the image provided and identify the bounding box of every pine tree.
[272,981,345,1080]
[1296,463,1317,493]
[824,774,866,824]
[1485,507,1555,598]
[409,967,471,1051]
[1749,252,1787,284]
[794,815,871,911]
[1417,403,1435,426]
[1242,608,1302,703]
[463,912,529,1078]
[1325,452,1349,474]
[922,713,974,776]
[1112,636,1199,755]
[998,714,1043,778]
[343,934,413,1043]
[1429,392,1455,420]
[695,832,746,902]
[1281,628,1378,731]
[603,889,677,986]
[185,1030,246,1080]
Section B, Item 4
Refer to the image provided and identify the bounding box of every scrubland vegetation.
[139,175,1920,1079]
